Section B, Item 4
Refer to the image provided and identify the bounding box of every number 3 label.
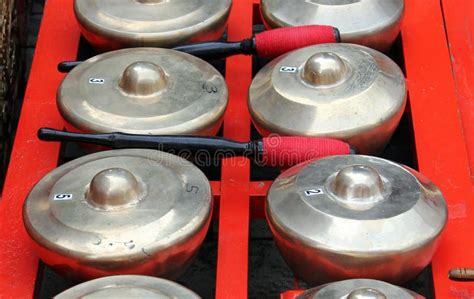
[89,78,105,84]
[53,194,73,201]
[280,66,298,73]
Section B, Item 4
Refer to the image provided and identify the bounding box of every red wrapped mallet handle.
[37,128,352,168]
[255,25,340,59]
[58,25,340,73]
[261,136,351,168]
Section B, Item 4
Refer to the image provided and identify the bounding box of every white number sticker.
[88,78,105,84]
[279,66,298,73]
[304,188,324,196]
[53,193,73,201]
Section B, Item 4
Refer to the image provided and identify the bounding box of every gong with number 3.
[249,43,407,154]
[57,48,228,137]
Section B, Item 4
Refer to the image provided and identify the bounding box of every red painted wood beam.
[215,0,254,298]
[0,0,77,296]
[402,0,474,298]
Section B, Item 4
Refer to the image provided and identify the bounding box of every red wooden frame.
[0,0,473,298]
[441,0,474,184]
[401,1,474,298]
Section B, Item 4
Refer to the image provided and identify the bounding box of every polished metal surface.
[86,168,142,209]
[266,155,447,285]
[74,0,232,51]
[23,149,212,280]
[55,275,201,299]
[296,279,424,299]
[58,48,228,136]
[249,43,406,154]
[261,0,404,51]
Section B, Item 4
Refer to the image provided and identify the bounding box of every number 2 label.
[304,188,324,196]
